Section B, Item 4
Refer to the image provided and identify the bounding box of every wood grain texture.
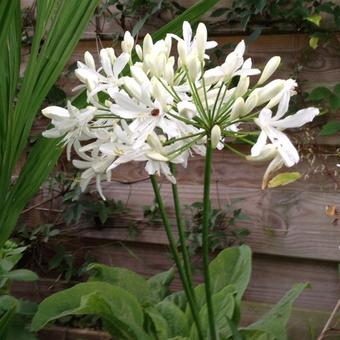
[74,177,340,262]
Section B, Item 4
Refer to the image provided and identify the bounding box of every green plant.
[0,240,38,339]
[185,200,250,256]
[0,0,99,247]
[31,246,308,339]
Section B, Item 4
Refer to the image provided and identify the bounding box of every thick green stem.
[150,176,204,340]
[169,164,195,297]
[202,138,217,340]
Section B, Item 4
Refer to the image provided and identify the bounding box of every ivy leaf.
[320,121,340,136]
[268,172,302,188]
[307,86,332,101]
[211,8,227,17]
[309,35,319,49]
[305,14,322,26]
[329,94,340,111]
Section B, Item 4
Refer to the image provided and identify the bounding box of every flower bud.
[211,125,221,149]
[244,93,258,114]
[177,40,187,65]
[257,56,281,85]
[257,80,285,105]
[147,132,163,151]
[146,151,169,162]
[135,44,143,60]
[100,49,113,77]
[164,63,174,85]
[151,77,167,108]
[106,48,116,64]
[234,76,249,98]
[123,77,142,100]
[195,23,207,60]
[121,31,134,54]
[187,55,200,81]
[229,97,245,120]
[143,34,153,55]
[178,101,197,119]
[84,51,95,70]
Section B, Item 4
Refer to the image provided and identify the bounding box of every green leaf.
[156,301,190,338]
[0,304,16,339]
[0,269,38,282]
[240,329,274,340]
[305,14,322,26]
[320,121,340,136]
[195,245,252,309]
[307,86,332,101]
[190,285,236,339]
[87,263,150,305]
[329,94,340,111]
[145,306,169,339]
[333,84,340,96]
[244,283,309,340]
[31,281,147,339]
[147,267,176,303]
[267,172,302,188]
[211,8,227,17]
[309,35,319,49]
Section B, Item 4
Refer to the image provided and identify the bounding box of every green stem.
[169,163,194,294]
[202,138,217,340]
[150,176,204,340]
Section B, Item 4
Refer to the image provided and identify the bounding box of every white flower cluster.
[42,21,319,198]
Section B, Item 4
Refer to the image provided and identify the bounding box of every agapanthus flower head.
[42,21,319,198]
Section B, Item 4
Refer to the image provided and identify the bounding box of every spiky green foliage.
[0,0,99,245]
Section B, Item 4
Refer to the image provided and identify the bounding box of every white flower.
[121,31,134,54]
[252,93,319,166]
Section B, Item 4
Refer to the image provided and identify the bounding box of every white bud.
[165,34,172,58]
[257,56,281,85]
[178,101,197,119]
[229,97,245,120]
[244,93,258,114]
[106,48,116,64]
[84,51,95,70]
[177,40,187,65]
[234,76,249,98]
[187,55,200,81]
[195,23,207,60]
[147,132,163,151]
[121,31,134,54]
[257,80,285,105]
[123,77,142,100]
[131,65,149,84]
[135,44,143,60]
[164,63,174,85]
[211,125,221,149]
[143,34,153,55]
[146,151,169,162]
[100,49,113,77]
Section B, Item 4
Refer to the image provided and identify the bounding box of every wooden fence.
[17,2,340,338]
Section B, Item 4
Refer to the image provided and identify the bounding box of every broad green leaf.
[267,172,302,188]
[190,285,236,339]
[305,14,322,26]
[240,329,274,340]
[165,290,188,311]
[145,306,169,339]
[0,269,38,282]
[147,267,176,303]
[87,263,150,305]
[244,283,309,340]
[0,304,16,339]
[195,245,252,309]
[156,301,190,338]
[320,121,340,136]
[31,281,145,338]
[307,86,332,101]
